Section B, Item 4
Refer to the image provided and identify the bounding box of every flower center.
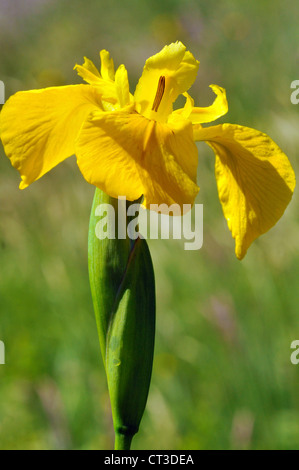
[151,76,165,112]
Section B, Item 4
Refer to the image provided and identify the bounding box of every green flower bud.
[88,189,156,450]
[88,189,132,361]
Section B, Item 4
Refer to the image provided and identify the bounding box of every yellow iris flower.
[0,41,295,259]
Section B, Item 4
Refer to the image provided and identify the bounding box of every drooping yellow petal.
[75,106,143,201]
[75,108,199,211]
[134,41,199,122]
[140,116,199,213]
[194,123,296,259]
[0,84,102,188]
[176,85,228,124]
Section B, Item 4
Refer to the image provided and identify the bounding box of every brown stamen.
[151,76,165,112]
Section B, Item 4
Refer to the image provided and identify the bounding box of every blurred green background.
[0,0,299,450]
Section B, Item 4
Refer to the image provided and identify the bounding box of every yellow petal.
[75,106,143,201]
[141,116,199,213]
[115,64,131,108]
[134,41,199,122]
[171,92,194,121]
[75,108,199,211]
[100,50,115,81]
[194,123,296,259]
[74,57,117,103]
[177,85,228,124]
[0,84,102,188]
[74,56,102,84]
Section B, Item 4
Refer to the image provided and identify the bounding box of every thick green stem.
[114,432,134,450]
